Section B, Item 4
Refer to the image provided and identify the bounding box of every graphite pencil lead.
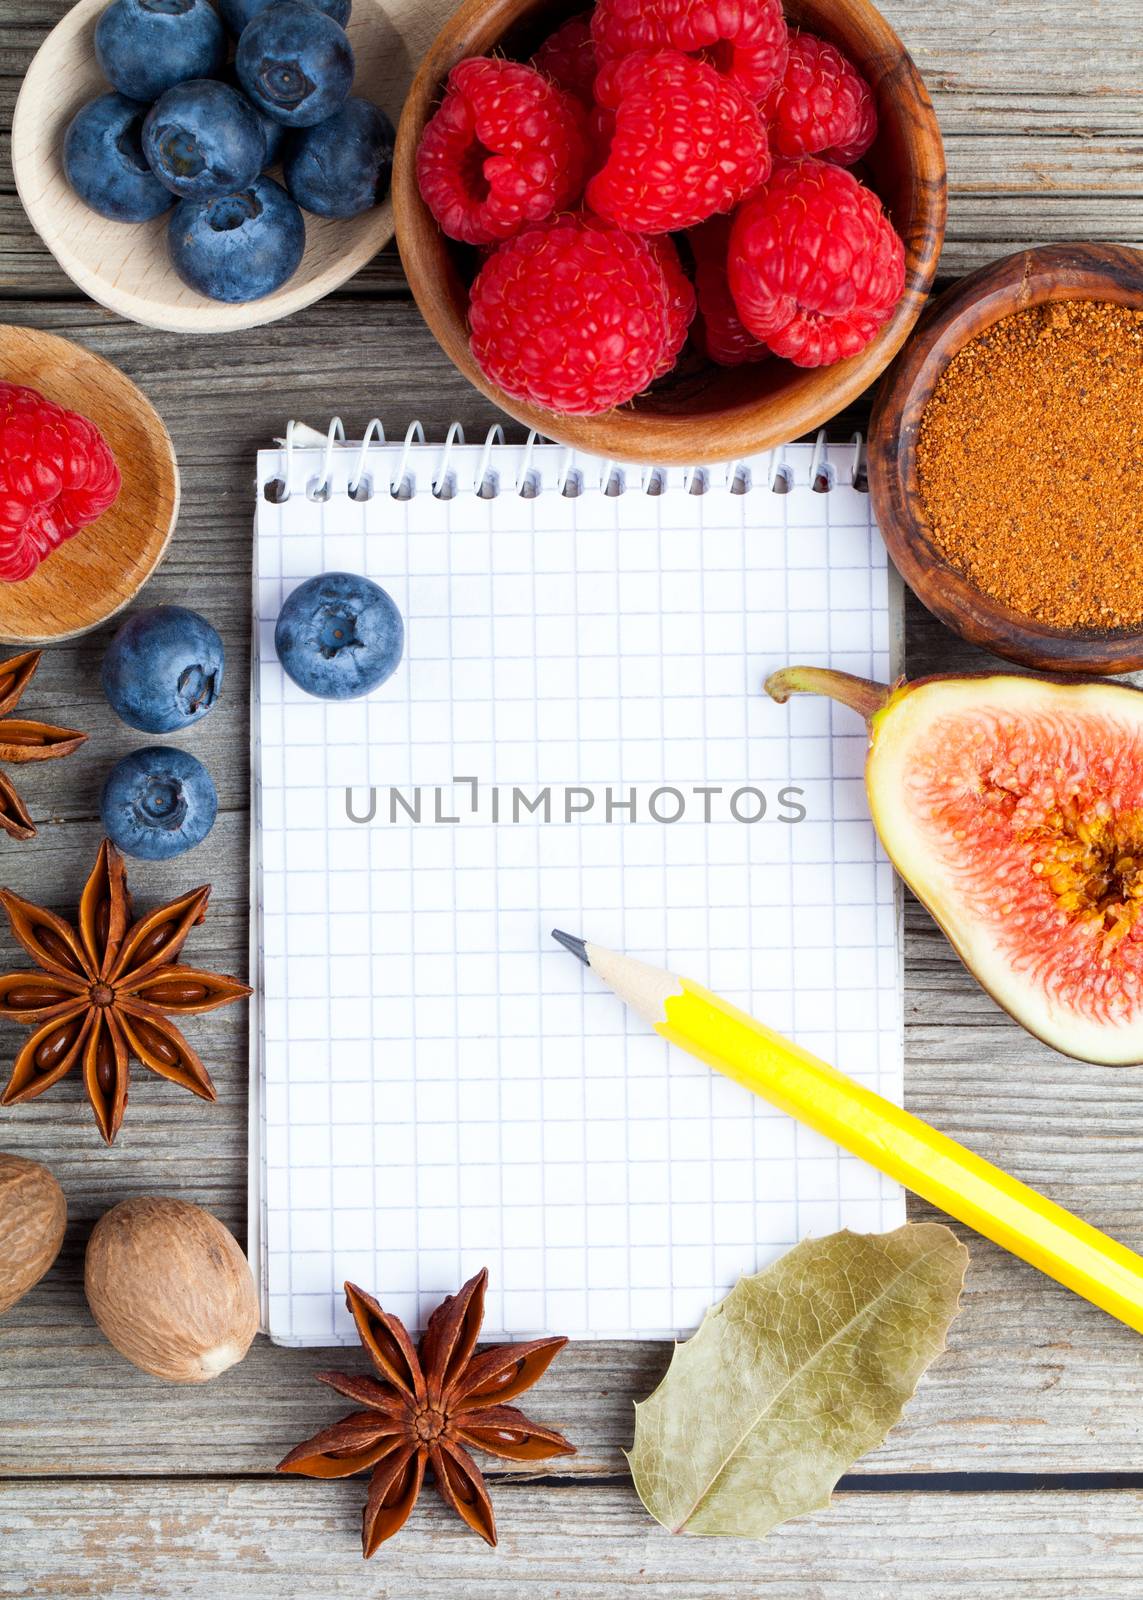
[551,929,590,966]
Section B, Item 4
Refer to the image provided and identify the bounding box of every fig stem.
[764,667,892,725]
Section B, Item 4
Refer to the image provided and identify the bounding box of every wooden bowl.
[12,0,453,333]
[868,242,1143,674]
[0,324,178,643]
[392,0,947,464]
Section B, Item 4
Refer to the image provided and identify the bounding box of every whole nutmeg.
[85,1196,259,1383]
[0,1152,67,1315]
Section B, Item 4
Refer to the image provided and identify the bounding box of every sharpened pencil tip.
[551,929,590,965]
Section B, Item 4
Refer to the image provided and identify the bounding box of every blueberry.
[219,0,350,35]
[252,101,286,168]
[94,0,227,103]
[63,93,176,222]
[236,1,354,128]
[218,71,285,167]
[143,80,266,200]
[102,605,224,733]
[275,572,404,699]
[283,97,394,218]
[100,746,218,860]
[168,176,305,302]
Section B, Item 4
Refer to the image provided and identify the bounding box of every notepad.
[249,421,905,1346]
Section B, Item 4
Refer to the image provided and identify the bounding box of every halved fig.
[766,666,1143,1066]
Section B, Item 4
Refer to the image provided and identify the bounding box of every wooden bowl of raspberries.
[393,0,947,462]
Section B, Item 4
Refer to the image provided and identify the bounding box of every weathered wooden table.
[3,3,1143,1594]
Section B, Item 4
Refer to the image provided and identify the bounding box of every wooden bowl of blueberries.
[12,0,449,331]
[392,0,948,462]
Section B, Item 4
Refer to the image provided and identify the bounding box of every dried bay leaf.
[627,1223,968,1538]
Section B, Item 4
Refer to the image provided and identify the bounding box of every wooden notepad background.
[249,423,904,1346]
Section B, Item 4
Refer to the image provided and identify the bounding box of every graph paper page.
[251,436,904,1346]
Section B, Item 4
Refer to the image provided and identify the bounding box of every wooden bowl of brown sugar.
[869,242,1143,674]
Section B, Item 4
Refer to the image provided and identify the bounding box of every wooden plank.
[6,1225,1143,1478]
[6,1478,1143,1599]
[4,0,1142,103]
[0,306,1142,1483]
[3,183,1143,300]
[5,132,1143,195]
[4,193,1143,301]
[888,0,1143,98]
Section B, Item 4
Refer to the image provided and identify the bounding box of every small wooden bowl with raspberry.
[0,324,178,644]
[393,0,946,463]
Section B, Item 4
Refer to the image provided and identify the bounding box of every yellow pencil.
[552,930,1143,1337]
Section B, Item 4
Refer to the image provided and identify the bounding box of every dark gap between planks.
[4,1472,1143,1493]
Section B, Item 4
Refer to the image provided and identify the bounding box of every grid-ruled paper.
[250,432,904,1346]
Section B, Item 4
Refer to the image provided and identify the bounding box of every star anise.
[0,838,251,1143]
[278,1271,575,1554]
[0,649,86,840]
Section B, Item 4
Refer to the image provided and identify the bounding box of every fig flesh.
[766,666,1143,1066]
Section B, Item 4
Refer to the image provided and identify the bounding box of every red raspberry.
[727,158,905,367]
[591,0,788,99]
[761,31,877,165]
[468,214,671,414]
[0,383,120,584]
[416,57,590,246]
[585,103,617,177]
[586,51,771,233]
[530,13,599,105]
[646,234,697,375]
[689,216,769,366]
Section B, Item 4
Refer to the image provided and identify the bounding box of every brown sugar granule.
[915,300,1143,631]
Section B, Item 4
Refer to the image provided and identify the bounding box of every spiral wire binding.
[392,420,426,498]
[475,424,505,498]
[348,419,385,499]
[516,429,539,498]
[431,421,463,498]
[556,445,580,499]
[269,419,869,503]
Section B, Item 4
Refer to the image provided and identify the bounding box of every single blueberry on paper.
[275,571,404,699]
[100,746,218,860]
[63,94,176,223]
[143,80,266,200]
[627,1224,967,1539]
[236,0,355,128]
[283,97,394,218]
[94,0,227,103]
[167,176,305,302]
[102,605,224,733]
